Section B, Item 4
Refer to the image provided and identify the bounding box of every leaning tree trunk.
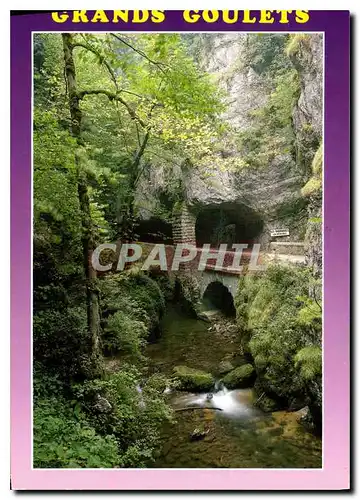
[62,33,101,365]
[120,129,150,241]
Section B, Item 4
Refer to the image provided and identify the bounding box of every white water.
[171,386,256,418]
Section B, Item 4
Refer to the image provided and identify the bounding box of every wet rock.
[296,406,310,421]
[218,360,234,375]
[173,365,214,392]
[298,404,321,434]
[197,311,213,322]
[254,393,281,413]
[221,364,255,389]
[190,427,209,441]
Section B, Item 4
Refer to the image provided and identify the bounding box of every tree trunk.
[120,129,150,240]
[62,33,101,364]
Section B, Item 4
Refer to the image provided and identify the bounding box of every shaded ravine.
[146,306,322,469]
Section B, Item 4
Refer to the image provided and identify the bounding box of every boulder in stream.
[221,364,255,389]
[218,359,234,375]
[173,365,214,392]
[190,426,209,441]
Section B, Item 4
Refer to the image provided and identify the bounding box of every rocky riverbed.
[145,306,322,468]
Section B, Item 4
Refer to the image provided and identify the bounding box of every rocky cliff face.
[185,34,302,245]
[289,34,323,274]
[135,33,323,249]
[291,34,323,138]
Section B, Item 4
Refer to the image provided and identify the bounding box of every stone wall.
[198,271,240,300]
[172,205,196,245]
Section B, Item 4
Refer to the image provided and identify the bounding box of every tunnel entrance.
[134,217,173,244]
[195,203,263,248]
[203,281,236,317]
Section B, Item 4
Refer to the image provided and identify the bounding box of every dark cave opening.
[203,281,236,317]
[134,217,173,244]
[195,203,264,248]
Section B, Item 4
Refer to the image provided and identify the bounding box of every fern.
[294,346,322,381]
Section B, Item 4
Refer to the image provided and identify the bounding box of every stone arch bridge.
[111,203,305,316]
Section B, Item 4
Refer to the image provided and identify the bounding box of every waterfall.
[136,385,146,409]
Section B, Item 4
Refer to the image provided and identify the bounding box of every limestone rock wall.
[135,34,323,253]
[290,34,323,275]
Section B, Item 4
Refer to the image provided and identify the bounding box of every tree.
[62,33,101,362]
[63,33,225,235]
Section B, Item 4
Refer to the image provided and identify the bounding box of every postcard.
[10,10,350,491]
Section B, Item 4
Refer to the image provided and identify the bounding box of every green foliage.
[286,34,311,58]
[34,364,173,468]
[33,31,324,466]
[237,69,300,169]
[69,32,227,225]
[73,368,173,467]
[294,346,322,381]
[174,275,201,313]
[295,123,321,178]
[32,32,231,469]
[244,34,292,76]
[302,178,322,197]
[173,366,214,392]
[33,307,93,382]
[235,265,322,410]
[297,295,322,329]
[33,109,83,286]
[103,311,147,355]
[309,217,322,224]
[100,272,165,354]
[302,145,323,197]
[312,147,323,176]
[33,365,65,402]
[34,398,120,468]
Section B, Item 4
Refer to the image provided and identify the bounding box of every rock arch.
[199,271,240,300]
[201,278,237,317]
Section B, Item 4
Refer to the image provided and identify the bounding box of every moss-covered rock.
[286,33,310,58]
[173,366,214,392]
[221,364,255,389]
[217,360,234,375]
[235,265,322,432]
[302,145,322,198]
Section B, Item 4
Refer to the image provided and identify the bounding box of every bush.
[294,346,322,381]
[73,368,173,467]
[33,398,120,468]
[103,311,147,355]
[302,145,323,198]
[235,265,322,421]
[286,34,310,58]
[100,272,165,355]
[33,307,94,381]
[236,69,299,169]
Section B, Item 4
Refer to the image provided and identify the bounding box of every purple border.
[11,11,350,490]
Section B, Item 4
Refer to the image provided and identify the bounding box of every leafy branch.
[110,34,169,73]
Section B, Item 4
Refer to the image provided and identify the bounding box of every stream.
[146,306,322,469]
